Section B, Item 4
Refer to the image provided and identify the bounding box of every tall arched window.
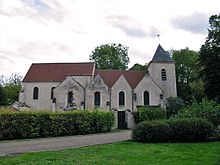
[161,69,167,81]
[51,87,55,99]
[143,91,149,106]
[33,87,39,100]
[119,91,125,106]
[94,91,101,108]
[68,91,73,103]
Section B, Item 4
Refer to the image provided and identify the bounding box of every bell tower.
[147,44,177,98]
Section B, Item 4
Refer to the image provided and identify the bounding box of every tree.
[129,63,146,71]
[0,73,22,105]
[199,14,220,103]
[172,48,205,103]
[90,43,129,70]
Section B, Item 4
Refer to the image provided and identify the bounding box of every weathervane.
[157,34,160,44]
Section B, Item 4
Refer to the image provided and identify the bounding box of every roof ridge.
[32,62,94,65]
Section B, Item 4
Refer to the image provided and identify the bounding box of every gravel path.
[0,130,132,156]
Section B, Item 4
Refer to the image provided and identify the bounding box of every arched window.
[51,87,55,99]
[161,69,167,81]
[94,91,101,107]
[33,87,39,100]
[143,91,149,106]
[68,91,73,103]
[119,91,125,106]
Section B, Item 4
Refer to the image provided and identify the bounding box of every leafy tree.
[90,43,129,70]
[0,73,22,105]
[199,14,220,103]
[129,63,146,71]
[172,48,205,103]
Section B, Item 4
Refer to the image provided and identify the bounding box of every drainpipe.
[109,88,111,111]
[131,89,134,112]
[83,88,86,110]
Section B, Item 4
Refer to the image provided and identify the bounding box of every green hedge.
[132,118,214,142]
[0,110,115,140]
[133,106,166,124]
[176,99,220,126]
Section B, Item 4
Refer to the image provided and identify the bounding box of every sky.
[0,0,219,77]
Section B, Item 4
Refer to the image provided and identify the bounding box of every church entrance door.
[118,111,127,129]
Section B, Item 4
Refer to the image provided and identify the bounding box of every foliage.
[166,97,185,118]
[132,120,170,142]
[0,85,5,105]
[129,63,146,71]
[133,106,166,124]
[0,73,22,105]
[176,99,220,126]
[172,48,204,103]
[132,118,214,142]
[167,118,214,142]
[0,110,115,140]
[90,43,129,70]
[199,14,220,103]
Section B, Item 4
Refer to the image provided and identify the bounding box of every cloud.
[107,15,161,39]
[171,13,209,34]
[106,15,148,38]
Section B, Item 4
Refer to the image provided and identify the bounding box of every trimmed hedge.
[0,110,115,140]
[132,118,214,142]
[133,106,166,124]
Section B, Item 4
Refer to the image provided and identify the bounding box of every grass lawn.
[0,141,220,165]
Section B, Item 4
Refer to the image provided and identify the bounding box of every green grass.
[0,141,220,165]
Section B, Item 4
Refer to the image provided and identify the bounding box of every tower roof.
[151,44,173,62]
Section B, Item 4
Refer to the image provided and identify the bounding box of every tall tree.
[90,43,129,70]
[199,14,220,102]
[172,48,205,103]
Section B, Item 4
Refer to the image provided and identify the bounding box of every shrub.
[0,110,115,140]
[167,118,214,142]
[166,97,185,118]
[133,106,166,124]
[177,99,220,126]
[132,120,170,142]
[132,118,214,142]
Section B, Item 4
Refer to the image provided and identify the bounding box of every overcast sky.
[0,0,219,77]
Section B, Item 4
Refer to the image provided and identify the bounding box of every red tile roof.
[23,63,95,82]
[95,70,146,88]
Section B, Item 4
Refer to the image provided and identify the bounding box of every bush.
[133,106,166,124]
[167,118,214,142]
[132,120,170,142]
[0,110,115,140]
[132,118,214,142]
[176,99,220,126]
[166,97,185,118]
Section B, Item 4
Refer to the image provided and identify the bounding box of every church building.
[19,45,177,128]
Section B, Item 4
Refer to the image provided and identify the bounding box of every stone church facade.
[19,45,177,129]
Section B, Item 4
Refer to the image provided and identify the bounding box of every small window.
[51,87,55,99]
[161,69,167,81]
[143,91,149,106]
[33,87,39,100]
[94,91,101,107]
[119,91,125,106]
